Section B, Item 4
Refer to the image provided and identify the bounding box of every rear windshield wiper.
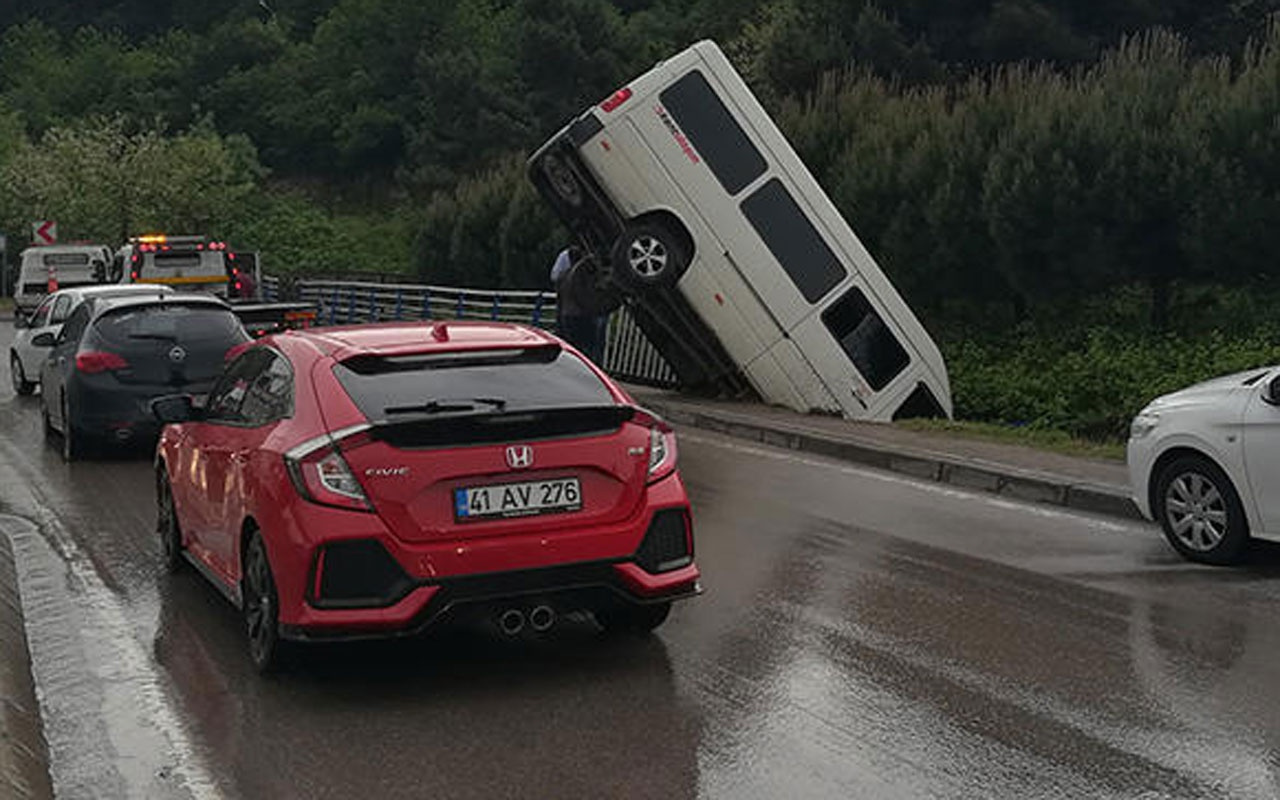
[384,397,508,416]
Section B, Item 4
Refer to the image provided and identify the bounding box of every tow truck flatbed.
[230,301,320,337]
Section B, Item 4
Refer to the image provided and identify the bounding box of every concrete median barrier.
[0,529,52,800]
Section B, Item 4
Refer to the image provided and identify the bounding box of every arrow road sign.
[32,220,56,245]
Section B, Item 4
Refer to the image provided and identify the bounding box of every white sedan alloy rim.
[1165,472,1228,552]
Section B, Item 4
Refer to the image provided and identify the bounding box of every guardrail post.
[369,288,378,322]
[347,288,356,324]
[491,294,501,321]
[421,289,431,319]
[395,289,404,320]
[330,286,338,326]
[455,293,465,319]
[532,293,545,327]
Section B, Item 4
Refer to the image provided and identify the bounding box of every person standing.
[551,246,606,363]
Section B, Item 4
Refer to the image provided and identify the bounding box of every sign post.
[31,220,56,246]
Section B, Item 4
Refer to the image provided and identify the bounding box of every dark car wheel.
[10,353,34,396]
[1154,456,1250,566]
[60,396,84,462]
[243,532,289,674]
[156,470,186,574]
[610,223,687,292]
[596,601,672,635]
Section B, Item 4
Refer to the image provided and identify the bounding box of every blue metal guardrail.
[264,277,677,388]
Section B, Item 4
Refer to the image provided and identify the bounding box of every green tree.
[0,116,262,244]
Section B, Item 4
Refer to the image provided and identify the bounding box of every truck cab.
[113,235,250,298]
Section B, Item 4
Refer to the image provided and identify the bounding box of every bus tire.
[611,223,686,291]
[541,154,584,208]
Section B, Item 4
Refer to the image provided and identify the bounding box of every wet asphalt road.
[3,328,1280,799]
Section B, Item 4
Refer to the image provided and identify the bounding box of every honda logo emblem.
[506,445,533,469]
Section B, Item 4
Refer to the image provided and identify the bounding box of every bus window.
[893,383,946,421]
[741,179,846,303]
[822,286,909,391]
[660,70,767,195]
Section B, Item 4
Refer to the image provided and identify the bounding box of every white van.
[113,235,240,297]
[529,40,952,421]
[13,244,112,317]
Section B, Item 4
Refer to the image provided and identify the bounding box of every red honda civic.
[152,321,700,672]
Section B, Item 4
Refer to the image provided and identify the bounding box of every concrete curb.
[0,529,53,800]
[645,400,1144,523]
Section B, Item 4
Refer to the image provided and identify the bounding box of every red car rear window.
[333,346,614,423]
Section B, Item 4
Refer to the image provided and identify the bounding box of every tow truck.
[112,234,318,337]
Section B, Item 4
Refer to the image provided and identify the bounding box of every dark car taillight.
[76,351,128,374]
[635,509,693,574]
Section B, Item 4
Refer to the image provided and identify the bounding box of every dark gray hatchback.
[38,294,249,460]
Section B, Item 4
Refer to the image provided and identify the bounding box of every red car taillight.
[632,408,678,483]
[284,427,373,512]
[75,351,128,374]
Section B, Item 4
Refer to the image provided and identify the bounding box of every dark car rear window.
[334,347,615,424]
[93,304,245,347]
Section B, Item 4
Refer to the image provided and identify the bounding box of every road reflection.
[153,573,704,800]
[1129,578,1280,798]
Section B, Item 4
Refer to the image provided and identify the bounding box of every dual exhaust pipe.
[498,604,557,636]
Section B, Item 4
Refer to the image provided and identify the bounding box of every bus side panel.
[596,115,783,367]
[787,286,924,422]
[618,85,805,335]
[683,68,827,334]
[752,338,841,415]
[741,349,806,413]
[789,298,881,421]
[628,64,817,333]
[675,264,771,369]
[868,366,928,421]
[698,42,952,409]
[578,121,654,223]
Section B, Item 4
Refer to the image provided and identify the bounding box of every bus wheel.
[541,154,583,208]
[611,224,686,291]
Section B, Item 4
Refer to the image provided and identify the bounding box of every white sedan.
[10,284,173,395]
[1128,367,1280,565]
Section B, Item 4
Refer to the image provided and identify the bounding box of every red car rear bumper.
[268,474,700,641]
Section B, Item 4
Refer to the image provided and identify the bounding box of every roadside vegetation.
[896,419,1127,462]
[0,1,1278,442]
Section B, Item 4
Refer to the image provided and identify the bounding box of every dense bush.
[412,156,563,289]
[225,188,415,276]
[950,324,1280,439]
